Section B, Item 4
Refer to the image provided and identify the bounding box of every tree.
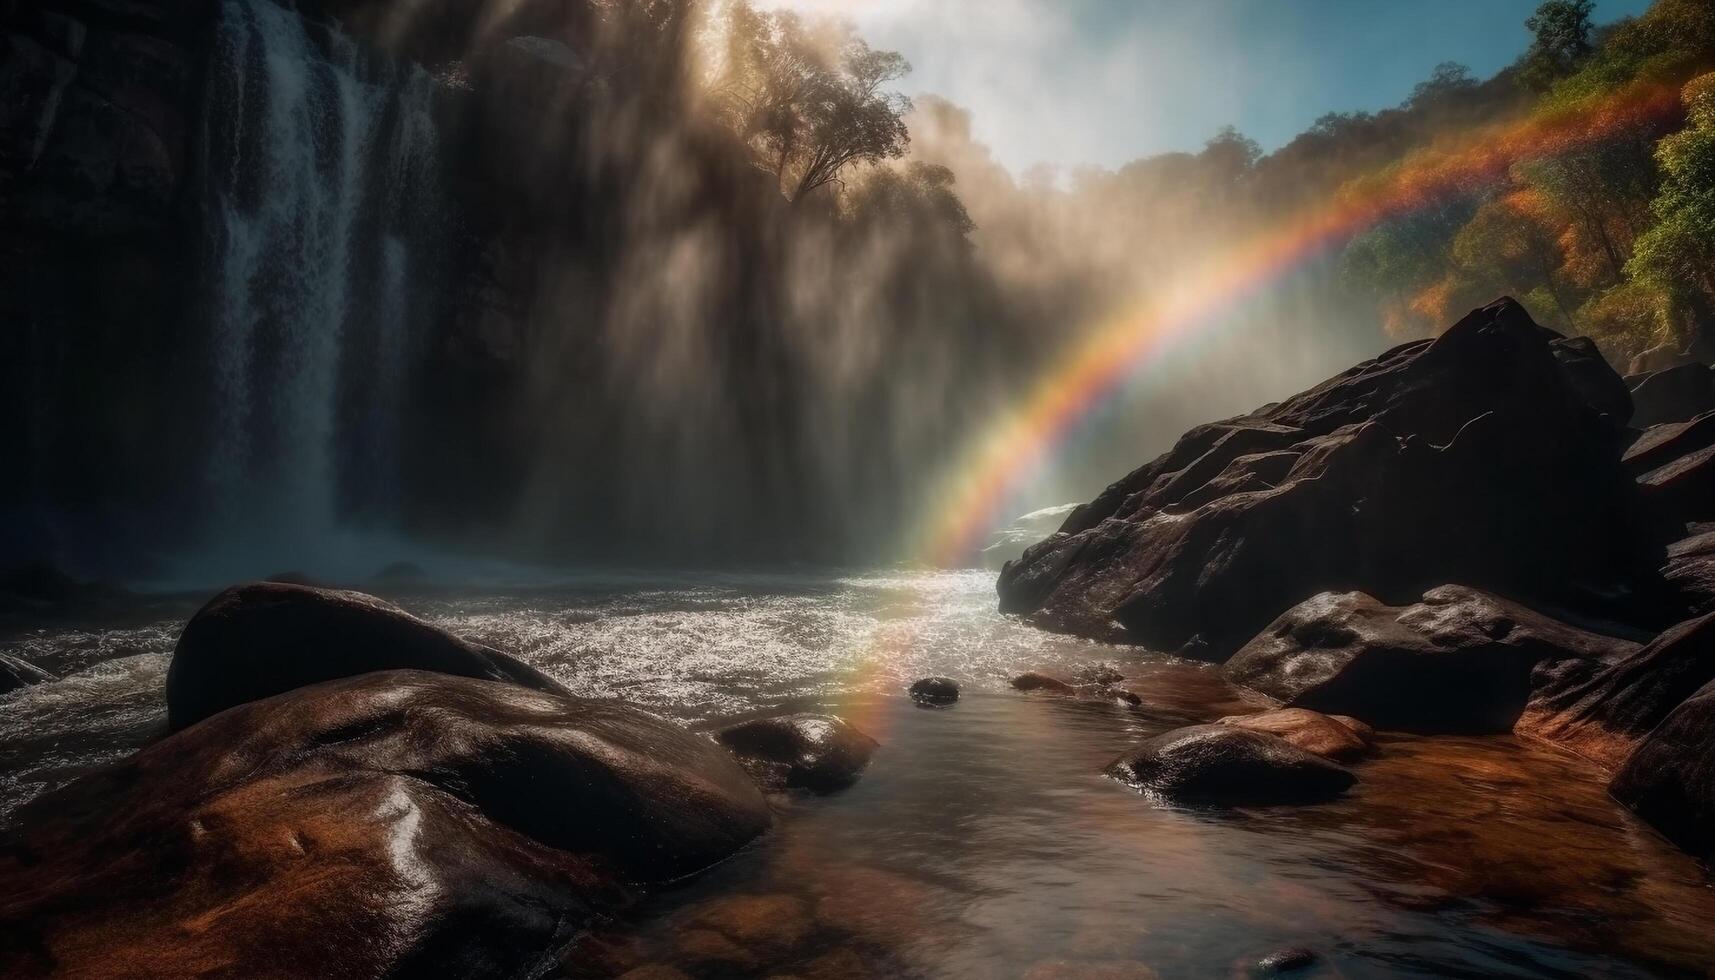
[1406,62,1479,112]
[1627,71,1715,357]
[1521,0,1597,90]
[714,3,912,204]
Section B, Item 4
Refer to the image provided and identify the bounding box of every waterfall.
[198,0,442,576]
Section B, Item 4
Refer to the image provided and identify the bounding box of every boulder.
[999,300,1656,659]
[1610,676,1715,860]
[716,714,878,793]
[1623,411,1715,477]
[1215,707,1373,762]
[0,653,55,693]
[980,503,1079,569]
[1105,724,1355,805]
[1517,612,1715,770]
[1665,531,1715,619]
[1224,586,1642,733]
[165,582,567,730]
[1637,443,1715,532]
[1628,362,1715,428]
[0,670,771,979]
[908,676,959,705]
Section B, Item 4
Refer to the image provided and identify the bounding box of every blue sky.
[765,0,1654,173]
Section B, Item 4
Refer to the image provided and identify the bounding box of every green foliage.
[1627,72,1715,354]
[1521,0,1597,91]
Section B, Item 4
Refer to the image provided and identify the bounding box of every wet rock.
[1106,724,1355,805]
[1611,674,1715,860]
[0,670,771,979]
[1664,531,1715,618]
[809,864,957,947]
[0,653,55,694]
[166,581,567,730]
[909,676,960,705]
[1623,411,1715,477]
[672,929,761,972]
[1217,707,1373,762]
[1517,613,1715,770]
[1012,671,1077,695]
[682,893,812,953]
[1628,363,1715,427]
[716,713,878,793]
[1637,441,1715,532]
[774,947,874,980]
[615,967,694,980]
[981,502,1080,569]
[1551,335,1634,424]
[998,300,1656,658]
[1224,586,1642,733]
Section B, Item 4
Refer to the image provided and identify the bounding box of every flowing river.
[3,569,1712,978]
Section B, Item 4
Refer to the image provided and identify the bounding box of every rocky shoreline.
[1000,298,1715,858]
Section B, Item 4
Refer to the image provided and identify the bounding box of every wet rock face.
[998,299,1656,659]
[1216,708,1373,762]
[1665,531,1715,619]
[1224,586,1641,734]
[1518,612,1715,770]
[0,670,772,980]
[0,653,55,693]
[909,676,960,705]
[166,581,568,730]
[1105,724,1355,805]
[1611,674,1715,861]
[1011,671,1078,695]
[716,713,879,794]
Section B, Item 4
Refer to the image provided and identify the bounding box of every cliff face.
[1,0,215,561]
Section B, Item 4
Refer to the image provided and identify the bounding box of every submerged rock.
[909,676,960,705]
[166,581,567,730]
[1224,586,1641,733]
[1517,612,1715,770]
[0,670,771,979]
[1105,724,1355,805]
[998,300,1656,659]
[716,713,878,793]
[1216,707,1373,762]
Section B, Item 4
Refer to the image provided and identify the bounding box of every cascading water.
[194,0,443,582]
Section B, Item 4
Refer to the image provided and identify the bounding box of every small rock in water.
[909,676,960,705]
[1012,671,1077,695]
[0,653,54,694]
[1022,960,1159,980]
[717,713,879,793]
[1106,724,1355,805]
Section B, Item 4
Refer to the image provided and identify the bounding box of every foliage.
[1521,0,1597,91]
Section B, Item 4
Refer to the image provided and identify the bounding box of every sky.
[761,0,1655,174]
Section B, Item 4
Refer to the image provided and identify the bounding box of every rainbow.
[914,77,1686,567]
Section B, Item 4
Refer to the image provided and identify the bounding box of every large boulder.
[1637,442,1715,532]
[715,714,879,794]
[0,670,771,979]
[1224,586,1642,733]
[1610,676,1715,861]
[166,582,567,730]
[999,300,1656,658]
[1627,363,1715,428]
[1517,612,1715,770]
[1105,724,1355,805]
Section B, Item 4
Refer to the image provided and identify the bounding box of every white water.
[199,0,441,578]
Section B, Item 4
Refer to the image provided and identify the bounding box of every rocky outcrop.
[715,714,879,794]
[1105,724,1355,805]
[1223,586,1641,733]
[1215,708,1373,762]
[998,300,1656,659]
[1610,675,1715,861]
[166,581,567,730]
[0,669,772,979]
[1627,363,1715,427]
[1516,612,1715,770]
[1011,671,1079,695]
